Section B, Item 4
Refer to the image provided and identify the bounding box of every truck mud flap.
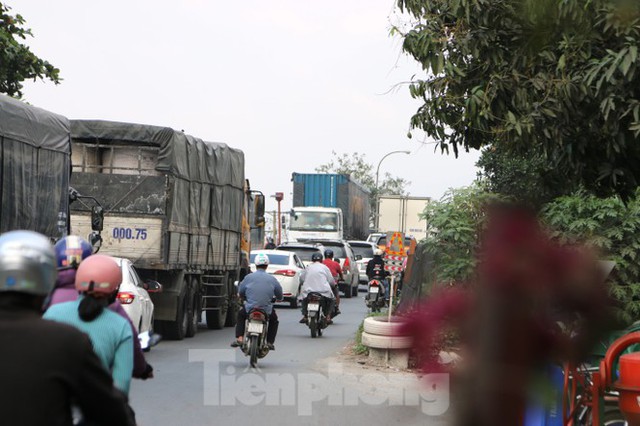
[151,289,179,321]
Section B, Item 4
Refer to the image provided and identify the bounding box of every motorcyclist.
[321,249,341,314]
[366,248,390,301]
[0,230,134,426]
[46,235,154,380]
[231,253,283,350]
[44,254,134,396]
[264,236,276,249]
[299,252,336,324]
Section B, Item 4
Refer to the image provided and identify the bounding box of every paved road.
[130,290,449,426]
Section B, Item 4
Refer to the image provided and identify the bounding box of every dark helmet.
[311,252,323,262]
[54,235,93,269]
[324,249,334,259]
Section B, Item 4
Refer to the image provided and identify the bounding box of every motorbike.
[305,292,329,338]
[241,308,270,368]
[365,277,386,312]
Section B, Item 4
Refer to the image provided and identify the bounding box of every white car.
[348,240,379,284]
[113,257,161,349]
[249,249,305,308]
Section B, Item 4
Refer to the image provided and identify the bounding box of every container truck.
[69,120,265,340]
[0,94,71,238]
[290,173,369,241]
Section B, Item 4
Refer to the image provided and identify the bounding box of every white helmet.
[374,248,384,256]
[254,253,270,266]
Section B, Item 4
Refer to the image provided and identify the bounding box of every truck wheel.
[225,303,238,327]
[185,277,200,338]
[206,307,226,330]
[343,284,353,299]
[205,278,227,330]
[159,289,188,340]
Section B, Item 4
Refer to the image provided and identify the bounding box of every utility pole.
[274,192,284,245]
[375,150,410,230]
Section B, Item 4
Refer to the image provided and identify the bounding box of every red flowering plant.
[401,205,616,425]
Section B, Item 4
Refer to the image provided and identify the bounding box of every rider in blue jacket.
[231,253,283,350]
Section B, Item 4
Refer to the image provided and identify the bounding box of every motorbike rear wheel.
[309,316,318,338]
[603,406,628,426]
[249,335,259,368]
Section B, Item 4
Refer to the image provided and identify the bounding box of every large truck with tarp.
[0,94,71,238]
[289,173,370,241]
[69,120,265,340]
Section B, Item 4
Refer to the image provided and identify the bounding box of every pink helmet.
[75,255,122,295]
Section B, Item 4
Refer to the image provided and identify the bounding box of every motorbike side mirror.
[143,279,163,293]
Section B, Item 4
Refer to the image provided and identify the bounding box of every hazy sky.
[14,0,480,212]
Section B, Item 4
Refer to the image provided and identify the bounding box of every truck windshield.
[290,212,338,232]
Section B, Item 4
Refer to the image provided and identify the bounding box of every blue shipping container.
[291,172,370,240]
[292,173,347,207]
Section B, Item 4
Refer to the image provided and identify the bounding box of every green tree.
[476,143,574,208]
[542,190,640,324]
[421,184,505,283]
[0,3,61,98]
[396,0,640,198]
[316,151,410,224]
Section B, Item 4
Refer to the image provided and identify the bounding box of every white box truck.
[377,195,430,239]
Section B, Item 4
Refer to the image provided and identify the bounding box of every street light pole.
[375,150,410,230]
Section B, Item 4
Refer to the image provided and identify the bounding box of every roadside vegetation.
[393,0,640,325]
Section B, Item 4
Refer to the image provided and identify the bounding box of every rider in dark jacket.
[366,249,390,299]
[0,230,134,426]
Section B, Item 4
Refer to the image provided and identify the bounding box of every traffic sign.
[386,231,405,256]
[384,252,406,273]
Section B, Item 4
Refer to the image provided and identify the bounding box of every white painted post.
[388,275,395,323]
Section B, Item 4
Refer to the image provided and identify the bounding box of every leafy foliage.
[316,151,410,223]
[396,0,640,198]
[542,190,640,324]
[476,143,575,208]
[421,184,506,283]
[0,3,61,98]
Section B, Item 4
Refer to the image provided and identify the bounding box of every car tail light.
[274,269,296,277]
[117,292,135,305]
